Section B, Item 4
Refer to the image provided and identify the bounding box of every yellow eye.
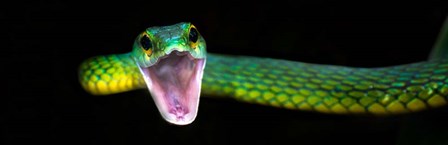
[140,34,153,56]
[188,25,199,49]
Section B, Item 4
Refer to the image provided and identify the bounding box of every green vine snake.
[78,22,448,125]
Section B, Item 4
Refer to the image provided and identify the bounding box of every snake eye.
[188,26,199,48]
[189,27,198,43]
[140,34,153,56]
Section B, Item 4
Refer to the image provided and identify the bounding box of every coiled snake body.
[79,22,448,125]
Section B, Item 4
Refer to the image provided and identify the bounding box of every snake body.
[79,22,448,125]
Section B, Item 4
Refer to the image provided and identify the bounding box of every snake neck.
[201,53,448,115]
[79,53,145,95]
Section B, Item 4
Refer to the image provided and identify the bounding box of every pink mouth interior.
[139,51,205,125]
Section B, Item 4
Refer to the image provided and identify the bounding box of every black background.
[5,1,448,145]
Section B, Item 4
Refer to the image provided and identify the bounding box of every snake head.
[132,22,206,125]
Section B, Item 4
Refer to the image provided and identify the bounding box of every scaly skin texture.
[202,54,448,115]
[79,53,145,95]
[79,52,448,115]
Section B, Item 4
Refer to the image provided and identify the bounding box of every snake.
[78,22,448,125]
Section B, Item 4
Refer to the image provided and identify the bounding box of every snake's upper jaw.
[138,50,206,125]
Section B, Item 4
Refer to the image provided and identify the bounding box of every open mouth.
[138,50,206,125]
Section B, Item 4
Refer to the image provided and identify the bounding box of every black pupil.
[189,27,198,43]
[140,35,152,50]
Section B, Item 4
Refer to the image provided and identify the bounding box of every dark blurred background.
[4,1,448,145]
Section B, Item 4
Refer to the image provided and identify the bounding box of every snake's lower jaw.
[139,51,206,125]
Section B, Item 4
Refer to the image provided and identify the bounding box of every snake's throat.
[139,51,205,125]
